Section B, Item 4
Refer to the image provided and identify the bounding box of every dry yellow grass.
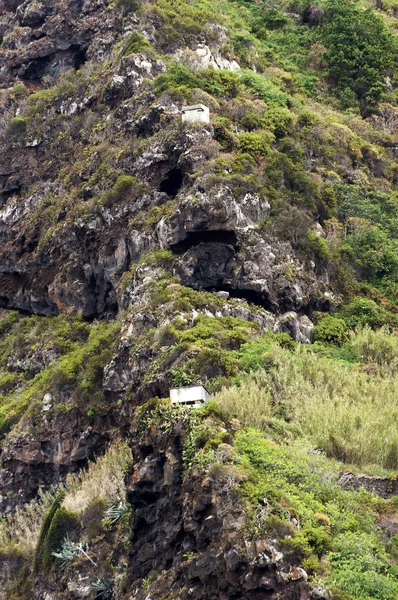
[215,328,398,470]
[0,488,55,552]
[0,439,131,554]
[63,439,131,513]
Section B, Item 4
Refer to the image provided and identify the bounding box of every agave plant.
[103,500,131,526]
[91,578,114,599]
[52,535,97,567]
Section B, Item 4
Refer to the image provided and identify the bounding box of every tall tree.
[322,0,395,111]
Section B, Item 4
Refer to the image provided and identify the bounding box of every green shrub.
[238,132,272,157]
[155,65,197,95]
[82,499,107,540]
[322,0,396,109]
[261,106,294,138]
[214,117,237,150]
[340,298,389,329]
[239,110,265,132]
[146,313,256,388]
[200,429,233,451]
[34,491,66,572]
[11,83,27,99]
[102,175,142,207]
[262,8,288,30]
[303,525,333,556]
[155,66,242,99]
[232,428,398,593]
[263,515,296,539]
[313,316,349,346]
[121,32,153,56]
[199,69,242,99]
[297,109,320,129]
[327,532,398,599]
[241,71,288,106]
[306,231,330,261]
[342,225,398,281]
[198,399,231,424]
[195,346,239,378]
[236,333,286,373]
[266,152,319,208]
[151,0,212,52]
[335,185,398,239]
[40,507,79,569]
[5,117,27,140]
[274,332,295,351]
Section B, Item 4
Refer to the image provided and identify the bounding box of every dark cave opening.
[207,285,277,313]
[159,168,183,197]
[72,45,87,71]
[170,229,238,254]
[140,445,154,459]
[0,185,22,205]
[18,44,87,82]
[32,31,47,40]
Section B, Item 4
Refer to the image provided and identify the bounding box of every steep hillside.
[0,0,398,598]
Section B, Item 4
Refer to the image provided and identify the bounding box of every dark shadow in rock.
[159,168,183,197]
[82,278,119,321]
[209,285,277,313]
[72,45,87,70]
[140,445,154,459]
[177,242,235,290]
[0,180,22,204]
[18,44,87,82]
[170,229,238,254]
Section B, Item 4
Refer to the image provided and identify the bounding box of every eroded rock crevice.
[15,44,87,82]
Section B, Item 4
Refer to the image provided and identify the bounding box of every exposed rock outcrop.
[338,471,398,499]
[124,419,315,600]
[0,407,116,513]
[0,41,334,320]
[0,0,121,85]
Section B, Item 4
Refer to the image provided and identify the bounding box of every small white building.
[170,385,210,408]
[181,104,210,124]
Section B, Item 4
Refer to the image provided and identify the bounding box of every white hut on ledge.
[170,385,210,408]
[181,104,210,124]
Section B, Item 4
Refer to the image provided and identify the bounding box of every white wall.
[170,385,210,405]
[181,104,210,124]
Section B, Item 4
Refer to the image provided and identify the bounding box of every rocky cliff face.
[124,418,315,600]
[0,259,315,514]
[25,408,321,600]
[0,0,332,514]
[0,0,335,321]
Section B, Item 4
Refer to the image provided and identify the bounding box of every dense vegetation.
[216,326,398,471]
